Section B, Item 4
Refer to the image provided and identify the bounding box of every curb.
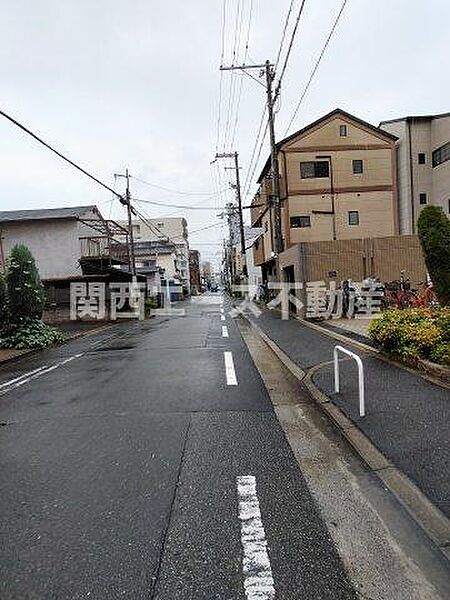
[246,316,450,562]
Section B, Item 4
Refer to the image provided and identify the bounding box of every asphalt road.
[0,293,356,599]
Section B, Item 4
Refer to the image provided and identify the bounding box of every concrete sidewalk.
[244,307,450,520]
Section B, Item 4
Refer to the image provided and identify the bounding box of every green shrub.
[417,206,450,305]
[0,272,7,326]
[0,318,65,350]
[430,342,450,366]
[6,244,45,323]
[145,296,158,316]
[368,307,450,366]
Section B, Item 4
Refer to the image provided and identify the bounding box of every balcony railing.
[79,236,129,264]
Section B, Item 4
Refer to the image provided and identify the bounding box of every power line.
[275,0,296,71]
[130,175,226,197]
[0,108,121,199]
[215,0,227,153]
[284,0,349,135]
[182,222,223,236]
[244,114,269,199]
[274,0,308,100]
[242,104,267,193]
[229,0,254,148]
[132,197,219,210]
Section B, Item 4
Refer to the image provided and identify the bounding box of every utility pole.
[220,61,284,257]
[265,60,283,256]
[214,151,247,279]
[115,168,137,277]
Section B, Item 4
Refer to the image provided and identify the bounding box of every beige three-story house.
[251,108,427,288]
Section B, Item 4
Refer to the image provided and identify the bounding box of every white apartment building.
[380,112,450,233]
[120,217,191,294]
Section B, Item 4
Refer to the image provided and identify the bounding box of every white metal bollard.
[333,345,365,417]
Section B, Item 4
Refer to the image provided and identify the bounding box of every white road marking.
[0,365,50,390]
[222,325,229,338]
[224,351,237,385]
[0,353,85,395]
[221,314,226,321]
[236,476,275,600]
[220,308,224,314]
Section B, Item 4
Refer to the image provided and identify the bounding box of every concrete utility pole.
[115,168,137,276]
[215,151,247,279]
[264,60,283,256]
[220,61,284,257]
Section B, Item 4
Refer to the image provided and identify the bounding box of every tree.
[417,206,450,305]
[0,272,7,326]
[5,244,45,323]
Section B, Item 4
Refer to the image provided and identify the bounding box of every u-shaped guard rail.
[333,345,365,417]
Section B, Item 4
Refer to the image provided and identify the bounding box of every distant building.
[120,217,191,294]
[201,261,212,288]
[189,249,201,293]
[379,112,450,233]
[243,228,263,290]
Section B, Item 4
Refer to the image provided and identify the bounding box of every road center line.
[224,351,237,385]
[222,325,229,338]
[236,476,275,600]
[221,314,226,321]
[220,307,224,313]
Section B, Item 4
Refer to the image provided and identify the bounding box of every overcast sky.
[1,0,449,266]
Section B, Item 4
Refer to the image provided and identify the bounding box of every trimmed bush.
[368,307,450,366]
[6,244,45,323]
[417,206,450,305]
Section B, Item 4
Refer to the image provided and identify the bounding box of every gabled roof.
[0,205,98,224]
[257,108,398,183]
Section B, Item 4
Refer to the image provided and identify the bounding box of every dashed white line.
[224,351,237,385]
[222,325,229,338]
[220,308,224,314]
[236,476,275,600]
[221,314,226,321]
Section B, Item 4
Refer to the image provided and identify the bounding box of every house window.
[419,193,427,205]
[348,210,359,225]
[339,124,347,137]
[432,141,450,167]
[352,159,363,174]
[418,153,426,164]
[300,161,329,179]
[290,215,311,228]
